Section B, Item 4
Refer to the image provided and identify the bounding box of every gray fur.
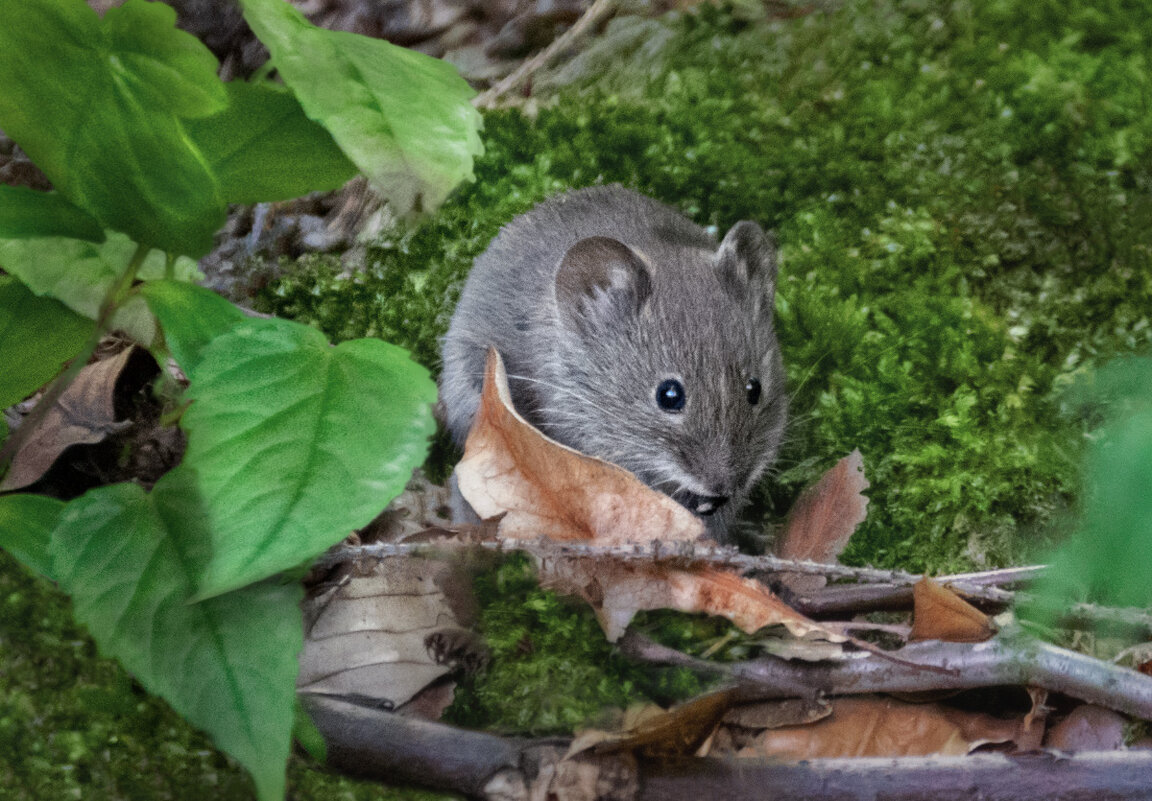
[439,185,787,540]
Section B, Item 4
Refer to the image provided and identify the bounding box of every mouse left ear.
[716,221,778,308]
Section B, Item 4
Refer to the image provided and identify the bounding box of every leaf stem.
[0,243,152,474]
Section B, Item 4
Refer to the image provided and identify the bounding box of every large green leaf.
[0,276,94,410]
[0,0,227,256]
[0,493,65,580]
[140,280,247,373]
[180,317,436,597]
[0,186,104,242]
[0,233,200,346]
[186,81,358,204]
[49,476,301,801]
[238,0,483,215]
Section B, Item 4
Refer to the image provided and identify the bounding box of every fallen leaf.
[775,449,869,594]
[570,689,738,759]
[454,348,705,543]
[298,554,481,718]
[909,577,995,642]
[1044,705,1127,751]
[742,696,1030,759]
[546,557,847,643]
[1,346,157,491]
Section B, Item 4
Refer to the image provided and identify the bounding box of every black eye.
[745,378,761,405]
[656,379,686,412]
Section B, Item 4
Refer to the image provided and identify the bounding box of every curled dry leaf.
[298,555,481,718]
[454,348,706,543]
[774,449,869,594]
[909,577,995,643]
[739,695,1033,760]
[569,689,738,759]
[1,345,157,491]
[545,558,847,644]
[456,348,846,645]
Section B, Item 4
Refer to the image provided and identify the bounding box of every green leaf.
[186,81,358,204]
[49,476,301,801]
[0,494,65,580]
[0,0,227,255]
[140,281,247,373]
[0,276,94,410]
[1025,358,1152,622]
[181,317,436,597]
[238,0,483,215]
[0,233,201,346]
[0,186,105,242]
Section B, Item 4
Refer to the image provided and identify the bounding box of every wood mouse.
[439,185,786,540]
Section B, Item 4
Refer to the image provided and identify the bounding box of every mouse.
[439,185,786,540]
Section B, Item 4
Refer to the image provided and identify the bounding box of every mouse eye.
[656,379,686,412]
[745,378,761,405]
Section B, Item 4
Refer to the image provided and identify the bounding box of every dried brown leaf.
[743,696,1030,760]
[454,348,706,543]
[1,346,156,491]
[775,449,869,593]
[571,690,738,759]
[1044,705,1127,751]
[909,577,995,643]
[545,557,847,643]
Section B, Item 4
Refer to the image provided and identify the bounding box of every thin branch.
[473,0,618,109]
[619,627,1152,720]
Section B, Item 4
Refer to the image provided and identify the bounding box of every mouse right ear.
[555,236,652,335]
[716,221,778,311]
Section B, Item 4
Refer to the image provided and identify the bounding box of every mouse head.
[549,222,787,524]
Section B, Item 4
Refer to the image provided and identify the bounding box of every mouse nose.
[673,490,730,516]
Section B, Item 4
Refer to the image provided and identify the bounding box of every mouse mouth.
[670,489,730,517]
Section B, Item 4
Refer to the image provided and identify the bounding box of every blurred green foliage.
[262,0,1152,575]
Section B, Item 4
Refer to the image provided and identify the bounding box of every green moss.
[445,556,710,734]
[262,0,1152,574]
[0,552,454,800]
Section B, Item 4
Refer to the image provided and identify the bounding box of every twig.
[473,0,618,110]
[301,694,1152,800]
[618,626,1152,720]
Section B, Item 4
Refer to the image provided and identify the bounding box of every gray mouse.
[439,185,786,540]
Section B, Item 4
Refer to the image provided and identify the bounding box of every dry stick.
[317,538,1152,633]
[473,0,618,109]
[619,627,1152,720]
[302,695,1152,801]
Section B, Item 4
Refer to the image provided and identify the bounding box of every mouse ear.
[555,236,652,333]
[716,221,778,308]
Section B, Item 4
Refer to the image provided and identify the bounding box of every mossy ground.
[5,0,1152,796]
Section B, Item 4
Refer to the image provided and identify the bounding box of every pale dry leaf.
[775,449,869,594]
[1044,705,1127,751]
[1,346,155,491]
[454,348,706,543]
[546,557,848,643]
[909,576,995,642]
[298,555,479,717]
[742,696,1029,760]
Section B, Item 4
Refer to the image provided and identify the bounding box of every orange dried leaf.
[455,348,706,543]
[744,696,1028,760]
[775,450,869,594]
[909,577,994,642]
[776,449,869,562]
[546,557,847,642]
[571,690,738,759]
